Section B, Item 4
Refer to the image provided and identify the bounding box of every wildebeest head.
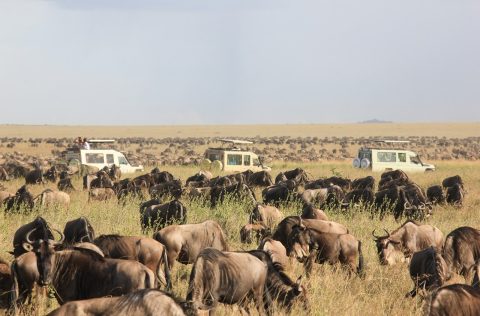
[372,229,404,265]
[287,224,312,262]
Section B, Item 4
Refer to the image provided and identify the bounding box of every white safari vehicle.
[201,139,271,172]
[63,140,144,174]
[353,140,435,173]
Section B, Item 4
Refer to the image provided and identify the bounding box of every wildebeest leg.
[304,250,317,277]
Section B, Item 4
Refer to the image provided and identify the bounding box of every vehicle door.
[374,151,397,172]
[83,152,107,170]
[117,154,131,173]
[225,153,243,172]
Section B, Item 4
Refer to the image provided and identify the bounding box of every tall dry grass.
[0,160,479,315]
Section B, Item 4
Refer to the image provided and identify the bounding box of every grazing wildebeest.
[372,220,444,265]
[63,217,95,244]
[240,223,268,244]
[301,203,328,221]
[443,226,480,283]
[247,171,274,187]
[272,216,348,252]
[249,204,283,229]
[25,167,44,185]
[0,258,12,309]
[88,187,116,201]
[44,166,58,182]
[424,284,480,316]
[282,168,309,185]
[94,235,171,289]
[90,171,114,189]
[210,183,257,208]
[351,176,375,191]
[153,220,228,269]
[299,188,328,206]
[374,185,410,220]
[4,185,35,213]
[57,177,75,193]
[186,170,212,186]
[442,175,464,190]
[342,188,375,207]
[11,216,55,257]
[427,185,445,205]
[46,289,196,316]
[186,248,271,315]
[378,169,410,189]
[262,180,297,205]
[12,236,155,306]
[288,225,364,276]
[141,199,187,232]
[445,183,465,206]
[323,176,352,191]
[149,179,183,199]
[34,189,70,208]
[406,247,450,298]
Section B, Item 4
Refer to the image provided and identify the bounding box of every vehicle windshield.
[410,155,423,165]
[253,158,260,166]
[118,155,129,165]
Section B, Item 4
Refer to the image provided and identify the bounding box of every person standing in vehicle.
[82,138,90,150]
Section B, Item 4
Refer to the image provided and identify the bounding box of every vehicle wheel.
[360,158,370,169]
[352,158,361,168]
[200,159,212,171]
[211,160,223,172]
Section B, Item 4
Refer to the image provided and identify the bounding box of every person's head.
[83,138,88,142]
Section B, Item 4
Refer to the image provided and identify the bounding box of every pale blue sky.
[1,0,479,124]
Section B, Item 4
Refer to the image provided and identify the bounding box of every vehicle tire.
[352,158,361,168]
[360,158,370,169]
[200,159,212,171]
[211,160,223,172]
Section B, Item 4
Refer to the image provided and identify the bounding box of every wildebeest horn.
[52,228,65,243]
[383,229,390,238]
[371,229,380,239]
[80,235,90,242]
[404,201,412,210]
[25,228,37,244]
[298,216,305,228]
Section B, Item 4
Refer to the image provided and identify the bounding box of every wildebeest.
[57,177,75,193]
[424,284,480,316]
[0,258,12,309]
[323,176,352,191]
[94,235,171,289]
[240,223,268,244]
[34,189,70,208]
[426,185,445,205]
[4,185,35,213]
[374,185,411,220]
[11,216,56,257]
[372,220,444,265]
[210,183,257,208]
[141,199,187,232]
[442,175,464,190]
[301,203,328,221]
[46,289,196,316]
[258,237,289,270]
[63,217,95,244]
[90,171,114,189]
[149,179,183,200]
[343,188,375,207]
[262,180,297,205]
[247,171,274,187]
[249,204,283,229]
[12,236,155,306]
[406,247,450,298]
[288,225,364,276]
[443,226,480,282]
[88,187,116,201]
[351,176,375,191]
[378,169,410,189]
[153,220,228,269]
[445,183,465,206]
[280,168,309,185]
[299,188,328,206]
[108,164,122,181]
[24,167,44,185]
[186,170,212,186]
[44,166,58,182]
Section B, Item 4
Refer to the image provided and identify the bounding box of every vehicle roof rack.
[373,140,410,144]
[218,139,253,145]
[88,139,115,143]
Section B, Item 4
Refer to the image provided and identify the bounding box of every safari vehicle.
[201,139,271,172]
[62,140,144,174]
[352,140,435,173]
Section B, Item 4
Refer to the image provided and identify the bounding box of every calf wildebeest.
[0,258,12,309]
[424,284,480,316]
[141,199,187,232]
[153,220,228,269]
[210,182,257,208]
[301,203,328,221]
[34,189,70,208]
[12,216,56,257]
[351,176,375,191]
[273,216,348,252]
[442,175,464,190]
[88,187,116,201]
[240,223,268,244]
[288,225,364,276]
[24,167,44,185]
[445,183,465,206]
[443,226,480,282]
[46,289,196,316]
[63,217,95,244]
[12,236,155,307]
[4,185,35,213]
[94,235,171,289]
[426,185,445,205]
[372,220,444,265]
[249,204,283,229]
[406,247,450,298]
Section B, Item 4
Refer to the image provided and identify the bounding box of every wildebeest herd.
[0,164,477,315]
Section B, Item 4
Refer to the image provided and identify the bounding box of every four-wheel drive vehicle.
[353,147,435,173]
[201,139,271,172]
[62,140,144,174]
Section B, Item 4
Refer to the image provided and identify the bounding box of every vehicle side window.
[243,155,251,166]
[227,154,242,166]
[106,154,114,164]
[118,156,128,165]
[398,153,406,162]
[377,152,396,163]
[208,153,221,161]
[86,153,105,164]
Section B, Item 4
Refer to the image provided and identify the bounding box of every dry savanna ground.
[1,159,479,316]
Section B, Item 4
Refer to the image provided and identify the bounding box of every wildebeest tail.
[162,247,172,291]
[443,234,455,274]
[357,240,365,278]
[10,261,19,314]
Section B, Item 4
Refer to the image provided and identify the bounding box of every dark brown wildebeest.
[24,167,44,185]
[287,225,364,276]
[303,178,326,190]
[186,170,212,186]
[247,171,274,187]
[282,168,309,185]
[249,204,283,229]
[4,185,35,213]
[151,170,175,185]
[275,172,288,184]
[427,185,445,205]
[153,220,228,269]
[149,179,183,199]
[351,176,375,191]
[378,169,410,189]
[272,216,348,252]
[12,236,155,307]
[57,177,75,193]
[210,183,257,208]
[141,199,187,232]
[108,164,121,181]
[44,166,58,182]
[372,220,444,266]
[0,258,12,309]
[442,175,464,190]
[323,176,352,191]
[424,284,480,316]
[240,223,268,244]
[374,185,411,220]
[88,187,116,201]
[443,226,480,283]
[46,289,196,316]
[94,235,171,289]
[301,203,328,221]
[90,171,114,189]
[446,183,465,206]
[11,216,55,257]
[406,247,450,298]
[262,180,297,205]
[82,174,97,190]
[63,217,95,244]
[342,188,375,208]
